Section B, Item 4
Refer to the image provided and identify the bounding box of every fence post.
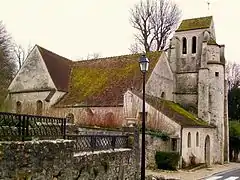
[111,136,116,150]
[63,118,67,139]
[61,118,67,139]
[26,116,29,138]
[21,115,25,141]
[91,136,96,152]
[17,114,22,140]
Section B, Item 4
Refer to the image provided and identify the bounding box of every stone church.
[5,16,228,166]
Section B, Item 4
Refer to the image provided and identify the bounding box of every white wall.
[181,127,220,166]
[124,90,181,136]
[146,53,174,101]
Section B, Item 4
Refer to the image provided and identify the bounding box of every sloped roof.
[207,37,218,45]
[37,45,72,92]
[176,16,212,32]
[56,51,162,107]
[134,92,213,128]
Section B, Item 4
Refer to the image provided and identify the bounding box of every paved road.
[204,168,240,180]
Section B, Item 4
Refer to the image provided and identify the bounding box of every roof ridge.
[181,16,212,21]
[73,51,162,64]
[36,44,72,63]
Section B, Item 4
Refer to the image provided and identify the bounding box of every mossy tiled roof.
[176,16,212,32]
[134,92,213,127]
[56,51,162,107]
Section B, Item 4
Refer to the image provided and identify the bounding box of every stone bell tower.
[168,16,229,163]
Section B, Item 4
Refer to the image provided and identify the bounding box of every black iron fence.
[0,112,66,141]
[0,112,133,152]
[66,134,131,152]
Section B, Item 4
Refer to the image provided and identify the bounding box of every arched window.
[192,36,197,53]
[196,132,199,147]
[187,132,191,148]
[16,101,22,114]
[182,37,187,54]
[161,92,165,99]
[36,100,43,115]
[66,113,74,123]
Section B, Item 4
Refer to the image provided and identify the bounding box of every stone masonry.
[0,140,138,180]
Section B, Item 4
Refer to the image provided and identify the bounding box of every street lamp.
[139,54,149,180]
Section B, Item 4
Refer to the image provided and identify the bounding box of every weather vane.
[207,0,210,11]
[205,0,219,13]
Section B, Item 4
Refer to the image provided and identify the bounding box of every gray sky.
[0,0,238,62]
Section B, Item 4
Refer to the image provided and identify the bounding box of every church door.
[204,135,210,167]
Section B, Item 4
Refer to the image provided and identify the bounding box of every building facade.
[5,16,229,166]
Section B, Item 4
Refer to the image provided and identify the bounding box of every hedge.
[155,151,180,170]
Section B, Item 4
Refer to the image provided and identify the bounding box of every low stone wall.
[139,134,170,169]
[0,140,138,180]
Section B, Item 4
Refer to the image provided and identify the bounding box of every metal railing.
[0,112,133,152]
[0,112,66,141]
[66,134,131,152]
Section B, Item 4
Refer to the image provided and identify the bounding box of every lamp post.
[139,55,149,180]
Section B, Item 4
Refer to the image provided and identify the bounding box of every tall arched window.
[192,36,197,54]
[187,132,191,148]
[161,92,165,99]
[16,101,22,114]
[182,37,187,54]
[36,100,43,115]
[196,132,199,147]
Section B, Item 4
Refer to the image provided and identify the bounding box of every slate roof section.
[37,45,72,92]
[55,51,162,107]
[133,92,213,127]
[176,16,212,32]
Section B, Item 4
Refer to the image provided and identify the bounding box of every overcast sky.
[0,0,238,62]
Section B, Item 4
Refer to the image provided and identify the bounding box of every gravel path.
[146,163,240,180]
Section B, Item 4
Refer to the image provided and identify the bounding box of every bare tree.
[14,43,32,69]
[129,0,181,53]
[86,52,101,60]
[129,41,144,54]
[226,61,240,90]
[76,52,102,61]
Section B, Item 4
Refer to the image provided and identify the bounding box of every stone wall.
[145,135,171,169]
[0,140,138,180]
[8,47,56,92]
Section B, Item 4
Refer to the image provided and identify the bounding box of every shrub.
[155,151,180,170]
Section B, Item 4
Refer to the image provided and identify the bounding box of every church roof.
[207,37,218,45]
[37,45,72,92]
[55,51,162,107]
[135,93,213,128]
[176,16,212,32]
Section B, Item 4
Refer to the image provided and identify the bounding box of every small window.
[215,72,219,77]
[182,37,187,54]
[192,36,197,54]
[187,132,191,148]
[36,100,43,115]
[16,101,22,114]
[171,138,178,151]
[161,92,165,99]
[196,132,199,147]
[66,113,74,123]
